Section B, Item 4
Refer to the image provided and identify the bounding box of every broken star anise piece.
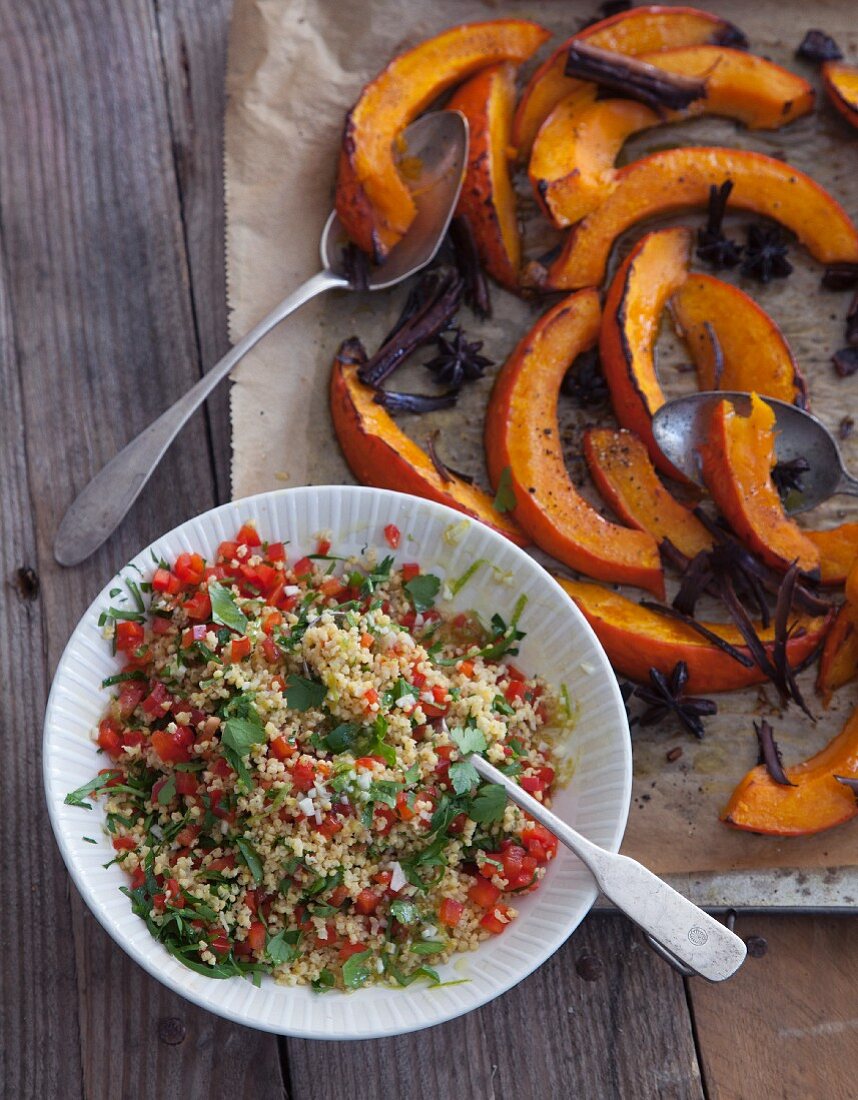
[634,661,717,740]
[771,456,811,500]
[833,347,858,378]
[796,29,843,63]
[741,224,793,283]
[424,327,493,389]
[754,719,795,787]
[373,389,459,414]
[696,181,743,270]
[561,347,609,407]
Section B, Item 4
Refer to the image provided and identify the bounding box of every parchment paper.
[225,0,858,874]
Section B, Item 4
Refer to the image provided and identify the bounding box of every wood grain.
[286,916,703,1100]
[690,915,858,1100]
[156,0,234,498]
[0,1,282,1096]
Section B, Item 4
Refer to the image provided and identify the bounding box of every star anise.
[796,29,842,63]
[833,347,858,377]
[771,456,811,500]
[696,181,742,269]
[424,327,493,389]
[633,661,717,740]
[741,224,793,283]
[561,348,609,406]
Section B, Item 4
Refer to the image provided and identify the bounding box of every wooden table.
[4,4,858,1097]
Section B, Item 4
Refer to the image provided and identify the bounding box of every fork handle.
[470,755,746,982]
[54,269,346,566]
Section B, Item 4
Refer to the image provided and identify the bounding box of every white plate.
[44,485,631,1039]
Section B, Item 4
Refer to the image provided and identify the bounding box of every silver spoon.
[470,755,746,982]
[54,110,469,567]
[652,391,858,515]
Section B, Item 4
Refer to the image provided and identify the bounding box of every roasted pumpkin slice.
[817,604,858,706]
[599,226,692,479]
[643,46,814,129]
[806,524,858,586]
[583,428,712,559]
[556,576,828,694]
[540,147,858,290]
[512,4,745,157]
[448,64,521,290]
[698,393,821,575]
[335,19,550,261]
[822,60,858,132]
[330,341,527,545]
[530,98,658,228]
[485,289,664,594]
[722,706,858,837]
[669,274,808,407]
[530,49,812,228]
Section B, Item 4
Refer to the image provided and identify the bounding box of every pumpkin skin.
[484,288,665,595]
[334,19,549,261]
[822,60,858,132]
[556,576,829,695]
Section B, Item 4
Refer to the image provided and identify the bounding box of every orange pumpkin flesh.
[806,525,858,586]
[512,4,744,157]
[583,428,713,559]
[599,226,693,480]
[448,64,521,290]
[722,707,858,837]
[485,289,664,594]
[669,274,808,407]
[334,20,550,261]
[822,60,858,132]
[556,576,828,695]
[530,98,658,228]
[542,147,858,291]
[329,345,527,545]
[817,604,858,706]
[699,394,821,575]
[530,48,813,228]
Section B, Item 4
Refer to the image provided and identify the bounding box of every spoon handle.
[54,269,347,567]
[469,755,746,982]
[836,469,858,498]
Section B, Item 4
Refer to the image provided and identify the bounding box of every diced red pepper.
[115,621,145,653]
[208,932,231,958]
[362,688,379,709]
[269,736,296,762]
[236,523,261,547]
[459,659,475,678]
[354,889,380,915]
[207,854,236,872]
[97,718,124,759]
[112,835,136,851]
[247,920,266,953]
[438,897,464,928]
[290,759,316,792]
[293,556,313,578]
[320,577,346,599]
[338,940,366,962]
[316,538,332,556]
[217,540,238,562]
[262,609,283,635]
[330,885,350,907]
[142,681,172,717]
[520,822,559,863]
[210,757,233,780]
[395,790,415,821]
[131,865,146,889]
[183,590,212,621]
[480,904,514,934]
[174,771,198,796]
[383,524,401,549]
[175,824,201,847]
[117,680,146,719]
[504,680,528,704]
[181,623,208,648]
[227,635,252,662]
[151,615,173,635]
[151,725,194,765]
[165,877,185,908]
[174,552,206,587]
[266,541,286,562]
[152,568,182,595]
[315,814,343,839]
[468,879,501,908]
[401,562,420,581]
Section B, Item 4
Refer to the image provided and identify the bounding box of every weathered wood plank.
[690,915,858,1100]
[286,916,703,1100]
[0,1,283,1095]
[156,0,234,499]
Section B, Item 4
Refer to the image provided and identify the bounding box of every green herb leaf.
[64,771,120,810]
[410,940,446,955]
[450,726,488,756]
[235,837,264,884]
[341,948,374,990]
[285,673,327,712]
[449,559,486,597]
[449,760,480,795]
[101,670,147,688]
[266,928,301,966]
[492,694,515,717]
[404,573,441,612]
[157,774,177,806]
[209,581,249,634]
[390,899,419,925]
[325,722,361,754]
[493,466,517,514]
[311,968,335,993]
[469,783,507,825]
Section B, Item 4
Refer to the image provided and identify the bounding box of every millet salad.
[67,521,566,992]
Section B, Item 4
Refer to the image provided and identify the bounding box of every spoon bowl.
[652,391,858,515]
